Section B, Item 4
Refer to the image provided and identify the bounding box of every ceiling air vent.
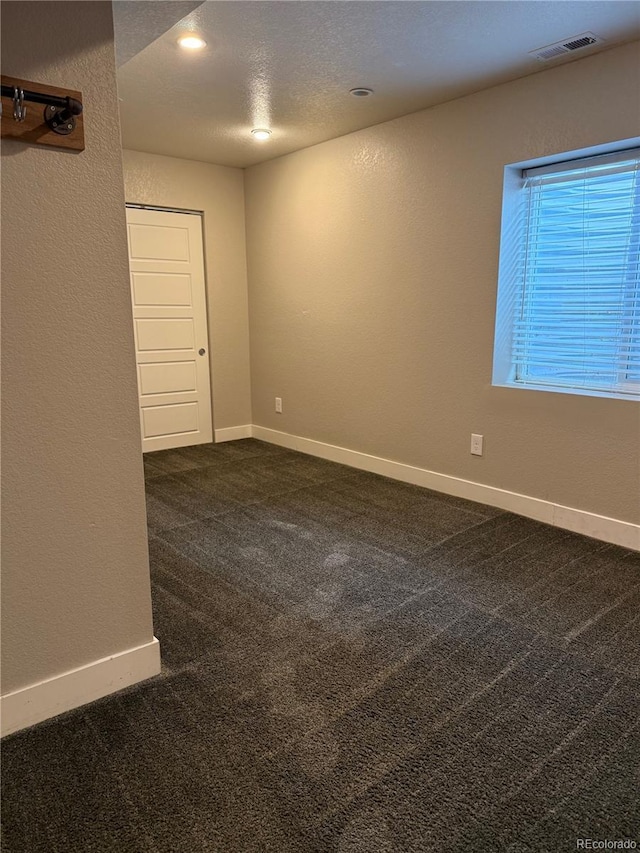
[529,32,604,63]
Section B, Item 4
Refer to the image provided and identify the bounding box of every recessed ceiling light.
[349,87,374,97]
[178,35,206,50]
[251,129,271,140]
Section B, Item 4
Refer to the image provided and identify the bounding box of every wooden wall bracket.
[1,76,85,151]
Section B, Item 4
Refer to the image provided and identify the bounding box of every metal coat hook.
[1,76,85,150]
[1,83,82,134]
[12,86,26,122]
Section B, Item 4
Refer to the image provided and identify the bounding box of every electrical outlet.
[275,397,283,414]
[470,434,483,456]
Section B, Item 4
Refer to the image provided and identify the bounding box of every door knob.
[199,348,206,356]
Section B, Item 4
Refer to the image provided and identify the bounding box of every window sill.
[492,380,640,403]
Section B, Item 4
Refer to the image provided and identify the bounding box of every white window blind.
[509,149,640,398]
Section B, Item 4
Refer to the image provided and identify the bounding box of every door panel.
[128,223,190,261]
[126,207,212,452]
[135,318,195,351]
[138,361,197,396]
[131,272,192,306]
[142,402,199,439]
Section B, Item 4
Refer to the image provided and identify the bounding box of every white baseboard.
[1,637,161,738]
[251,425,640,551]
[215,424,252,443]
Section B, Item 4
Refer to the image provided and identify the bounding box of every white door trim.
[126,203,203,216]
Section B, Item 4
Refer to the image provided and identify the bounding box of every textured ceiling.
[115,1,640,169]
[113,1,204,67]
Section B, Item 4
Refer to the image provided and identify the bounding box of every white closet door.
[126,207,213,452]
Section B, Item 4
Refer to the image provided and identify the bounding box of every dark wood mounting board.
[1,75,85,151]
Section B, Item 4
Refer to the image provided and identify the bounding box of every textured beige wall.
[245,43,640,525]
[122,150,252,430]
[1,2,155,694]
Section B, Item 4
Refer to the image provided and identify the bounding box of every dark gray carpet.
[2,439,639,852]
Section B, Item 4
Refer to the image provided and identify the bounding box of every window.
[493,147,640,400]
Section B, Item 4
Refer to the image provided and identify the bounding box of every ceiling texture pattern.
[114,1,205,67]
[115,1,640,168]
